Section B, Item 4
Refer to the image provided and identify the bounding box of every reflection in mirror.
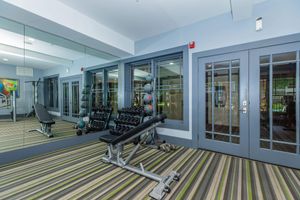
[0,17,25,152]
[0,17,119,153]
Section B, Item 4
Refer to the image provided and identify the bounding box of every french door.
[249,43,300,168]
[198,51,249,158]
[61,77,82,122]
[198,44,300,168]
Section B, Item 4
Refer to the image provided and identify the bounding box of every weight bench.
[99,114,180,200]
[28,103,55,138]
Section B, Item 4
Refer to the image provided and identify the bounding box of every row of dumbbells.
[87,120,105,131]
[114,115,141,126]
[110,125,134,136]
[118,106,145,115]
[92,106,113,113]
[90,113,108,121]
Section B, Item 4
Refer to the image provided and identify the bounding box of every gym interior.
[0,0,300,199]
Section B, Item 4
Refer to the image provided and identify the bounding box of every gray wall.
[133,0,300,140]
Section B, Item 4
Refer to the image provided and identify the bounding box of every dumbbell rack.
[110,107,145,136]
[87,106,112,132]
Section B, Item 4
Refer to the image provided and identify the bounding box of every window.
[132,62,151,106]
[129,53,184,122]
[44,76,58,111]
[156,56,183,120]
[107,69,118,113]
[91,67,118,113]
[92,71,103,108]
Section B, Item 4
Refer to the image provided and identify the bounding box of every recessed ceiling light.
[169,62,174,65]
[28,37,35,42]
[256,17,263,31]
[2,58,8,62]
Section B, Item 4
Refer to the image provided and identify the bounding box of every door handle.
[239,107,247,114]
[239,100,248,114]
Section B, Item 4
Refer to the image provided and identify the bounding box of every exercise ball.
[77,120,86,129]
[144,104,153,114]
[79,109,86,117]
[145,74,154,82]
[144,84,153,93]
[143,94,153,104]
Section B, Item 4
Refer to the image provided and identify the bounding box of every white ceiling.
[59,0,267,41]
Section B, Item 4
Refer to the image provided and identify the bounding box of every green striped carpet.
[0,142,299,200]
[0,118,76,153]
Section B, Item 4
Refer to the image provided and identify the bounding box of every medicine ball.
[145,74,154,82]
[77,120,86,129]
[79,109,86,117]
[143,94,153,104]
[144,104,153,114]
[144,84,153,93]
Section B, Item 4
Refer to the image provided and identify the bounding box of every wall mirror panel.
[0,17,119,153]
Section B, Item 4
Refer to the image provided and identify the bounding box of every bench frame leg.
[102,139,180,200]
[28,123,53,138]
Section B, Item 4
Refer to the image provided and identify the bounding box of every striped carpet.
[0,118,76,153]
[0,142,300,200]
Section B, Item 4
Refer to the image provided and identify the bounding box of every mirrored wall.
[0,17,119,153]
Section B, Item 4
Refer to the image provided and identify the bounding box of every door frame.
[197,51,249,158]
[192,33,300,168]
[60,75,82,122]
[249,43,300,168]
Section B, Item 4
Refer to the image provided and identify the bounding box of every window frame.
[43,74,59,112]
[88,65,119,115]
[124,46,189,130]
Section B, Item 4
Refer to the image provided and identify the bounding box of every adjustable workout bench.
[99,114,180,200]
[28,103,55,138]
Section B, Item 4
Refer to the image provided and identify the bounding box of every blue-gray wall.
[135,0,300,55]
[134,0,300,140]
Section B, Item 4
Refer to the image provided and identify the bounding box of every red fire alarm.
[188,41,195,49]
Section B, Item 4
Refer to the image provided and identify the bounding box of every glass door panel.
[62,82,69,116]
[199,51,248,157]
[259,56,297,152]
[250,43,300,169]
[71,81,80,118]
[206,61,240,143]
[61,77,82,122]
